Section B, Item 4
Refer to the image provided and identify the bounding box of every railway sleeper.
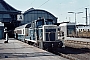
[88,42,90,45]
[66,40,90,45]
[66,40,75,43]
[61,54,79,60]
[80,42,88,45]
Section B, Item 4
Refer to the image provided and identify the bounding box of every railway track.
[50,41,90,60]
[50,46,90,60]
[65,40,90,48]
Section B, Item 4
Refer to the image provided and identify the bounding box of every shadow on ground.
[58,47,90,54]
[0,52,56,59]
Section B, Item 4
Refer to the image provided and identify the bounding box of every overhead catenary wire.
[74,5,90,11]
[30,0,36,6]
[58,1,90,13]
[38,0,50,8]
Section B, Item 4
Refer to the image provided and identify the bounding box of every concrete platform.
[0,38,68,60]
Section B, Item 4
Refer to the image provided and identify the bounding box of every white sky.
[4,0,90,25]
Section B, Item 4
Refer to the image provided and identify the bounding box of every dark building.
[0,0,21,37]
[21,8,57,25]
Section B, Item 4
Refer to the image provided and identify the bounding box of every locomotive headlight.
[52,43,53,47]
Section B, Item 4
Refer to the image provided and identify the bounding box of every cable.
[30,0,36,6]
[38,0,50,8]
[74,5,90,11]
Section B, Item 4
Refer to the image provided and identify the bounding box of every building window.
[88,29,89,32]
[17,30,22,34]
[79,29,80,32]
[81,29,82,31]
[83,29,84,31]
[23,29,24,34]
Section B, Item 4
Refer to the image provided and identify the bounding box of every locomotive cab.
[41,25,63,49]
[29,18,63,49]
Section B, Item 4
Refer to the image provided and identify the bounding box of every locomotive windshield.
[36,19,53,28]
[36,20,44,28]
[67,25,76,37]
[45,19,53,25]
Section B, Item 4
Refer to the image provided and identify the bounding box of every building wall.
[0,0,21,38]
[21,8,57,25]
[76,25,90,32]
